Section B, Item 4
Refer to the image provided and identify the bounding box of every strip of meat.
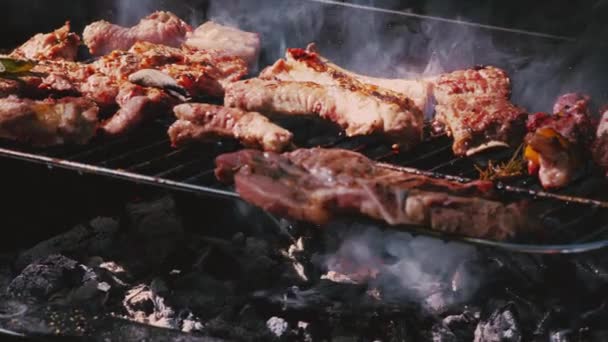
[184,21,261,68]
[9,22,81,61]
[83,11,192,56]
[592,106,608,175]
[524,93,594,189]
[93,42,248,97]
[433,66,528,156]
[169,103,293,152]
[0,96,98,146]
[260,44,432,112]
[224,78,424,149]
[215,148,529,240]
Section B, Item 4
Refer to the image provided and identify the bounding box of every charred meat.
[592,106,608,175]
[224,78,424,149]
[524,93,594,189]
[184,21,261,68]
[9,22,81,61]
[83,11,192,56]
[215,148,530,240]
[260,43,432,112]
[0,96,98,146]
[169,103,293,152]
[433,66,528,156]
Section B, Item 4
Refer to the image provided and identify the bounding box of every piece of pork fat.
[9,22,81,61]
[0,96,98,146]
[169,103,293,152]
[83,11,192,56]
[215,148,530,241]
[260,43,432,113]
[524,93,595,189]
[591,106,608,176]
[184,21,261,69]
[433,66,528,156]
[224,78,424,149]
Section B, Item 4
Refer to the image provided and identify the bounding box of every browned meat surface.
[93,42,248,97]
[169,103,293,152]
[83,11,192,56]
[260,44,432,112]
[9,22,81,61]
[0,96,98,146]
[433,66,528,156]
[102,82,175,135]
[184,21,261,68]
[215,148,529,240]
[524,93,594,189]
[225,78,424,149]
[592,106,608,175]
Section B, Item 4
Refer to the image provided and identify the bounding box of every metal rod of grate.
[2,120,608,254]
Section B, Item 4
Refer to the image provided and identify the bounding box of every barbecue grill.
[2,1,608,340]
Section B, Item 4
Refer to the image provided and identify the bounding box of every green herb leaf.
[0,57,37,74]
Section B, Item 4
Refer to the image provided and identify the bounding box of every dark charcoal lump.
[474,304,522,342]
[8,255,84,300]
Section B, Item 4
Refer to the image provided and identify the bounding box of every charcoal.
[15,217,120,271]
[8,255,84,300]
[474,304,522,342]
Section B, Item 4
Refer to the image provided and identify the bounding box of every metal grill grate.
[2,117,608,254]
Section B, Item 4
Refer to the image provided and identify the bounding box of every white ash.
[266,316,289,337]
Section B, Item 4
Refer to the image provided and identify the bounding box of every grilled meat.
[169,103,293,152]
[592,106,608,176]
[93,42,248,97]
[524,93,594,189]
[433,66,528,156]
[0,96,98,146]
[224,78,424,148]
[9,22,81,61]
[184,21,261,68]
[215,148,529,240]
[260,44,432,112]
[83,11,192,56]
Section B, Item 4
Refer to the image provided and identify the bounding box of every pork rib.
[83,11,192,56]
[592,106,608,176]
[224,78,423,148]
[215,148,530,240]
[260,44,432,112]
[0,96,98,146]
[433,66,528,156]
[169,103,293,152]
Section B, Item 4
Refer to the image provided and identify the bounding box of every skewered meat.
[592,106,608,175]
[260,44,432,112]
[9,22,81,61]
[433,66,528,156]
[0,96,98,146]
[83,11,192,56]
[224,78,424,149]
[215,148,529,240]
[169,103,293,152]
[524,93,594,189]
[184,21,261,68]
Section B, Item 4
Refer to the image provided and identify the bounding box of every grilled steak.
[260,44,432,112]
[592,106,608,175]
[433,66,528,156]
[9,22,81,61]
[184,21,261,68]
[224,78,424,148]
[169,103,293,152]
[524,93,594,189]
[215,148,529,240]
[0,96,98,146]
[83,11,192,56]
